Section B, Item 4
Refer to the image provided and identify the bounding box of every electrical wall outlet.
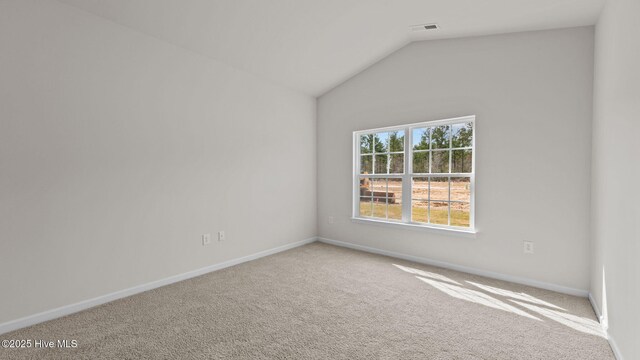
[202,233,211,246]
[328,216,335,224]
[218,231,225,241]
[523,241,534,254]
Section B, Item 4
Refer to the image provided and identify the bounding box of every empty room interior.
[1,0,638,359]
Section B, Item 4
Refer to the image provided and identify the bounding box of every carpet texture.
[1,242,614,359]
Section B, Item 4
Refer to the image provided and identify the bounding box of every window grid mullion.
[372,147,376,175]
[402,128,411,222]
[447,125,453,226]
[428,127,432,173]
[449,126,452,174]
[448,176,451,226]
[427,177,431,224]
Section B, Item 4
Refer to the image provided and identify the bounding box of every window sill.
[350,217,477,238]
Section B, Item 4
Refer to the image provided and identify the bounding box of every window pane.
[450,177,471,203]
[430,177,449,201]
[360,178,373,200]
[389,131,404,152]
[359,177,372,196]
[360,155,373,174]
[412,128,430,150]
[430,125,450,149]
[370,178,387,197]
[360,134,373,154]
[452,150,472,173]
[451,122,473,148]
[432,151,450,173]
[374,132,389,153]
[372,197,387,218]
[412,199,428,223]
[374,154,388,174]
[411,177,428,200]
[430,201,449,225]
[451,202,470,227]
[359,197,373,217]
[388,196,402,220]
[413,151,429,173]
[412,177,429,188]
[388,178,403,203]
[390,154,404,174]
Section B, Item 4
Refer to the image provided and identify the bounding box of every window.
[353,115,475,232]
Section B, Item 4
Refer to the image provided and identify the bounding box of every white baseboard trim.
[588,293,603,322]
[588,292,623,360]
[0,236,317,335]
[608,335,624,360]
[318,237,589,297]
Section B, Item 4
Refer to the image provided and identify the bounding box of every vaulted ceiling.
[58,0,605,96]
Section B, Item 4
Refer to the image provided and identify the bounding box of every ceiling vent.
[410,23,439,32]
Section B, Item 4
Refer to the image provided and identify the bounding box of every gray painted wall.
[318,27,595,292]
[591,0,640,358]
[0,0,316,324]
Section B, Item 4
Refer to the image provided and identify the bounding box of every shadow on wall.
[392,264,606,338]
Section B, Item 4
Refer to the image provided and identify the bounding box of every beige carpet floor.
[1,242,614,360]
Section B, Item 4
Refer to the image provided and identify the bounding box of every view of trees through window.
[359,131,404,174]
[357,119,474,229]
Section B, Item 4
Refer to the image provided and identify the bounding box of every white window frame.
[352,115,476,234]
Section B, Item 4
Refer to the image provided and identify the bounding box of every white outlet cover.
[218,231,225,241]
[202,233,211,246]
[328,216,335,224]
[523,241,534,254]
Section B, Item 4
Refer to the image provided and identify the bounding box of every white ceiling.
[58,0,605,96]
